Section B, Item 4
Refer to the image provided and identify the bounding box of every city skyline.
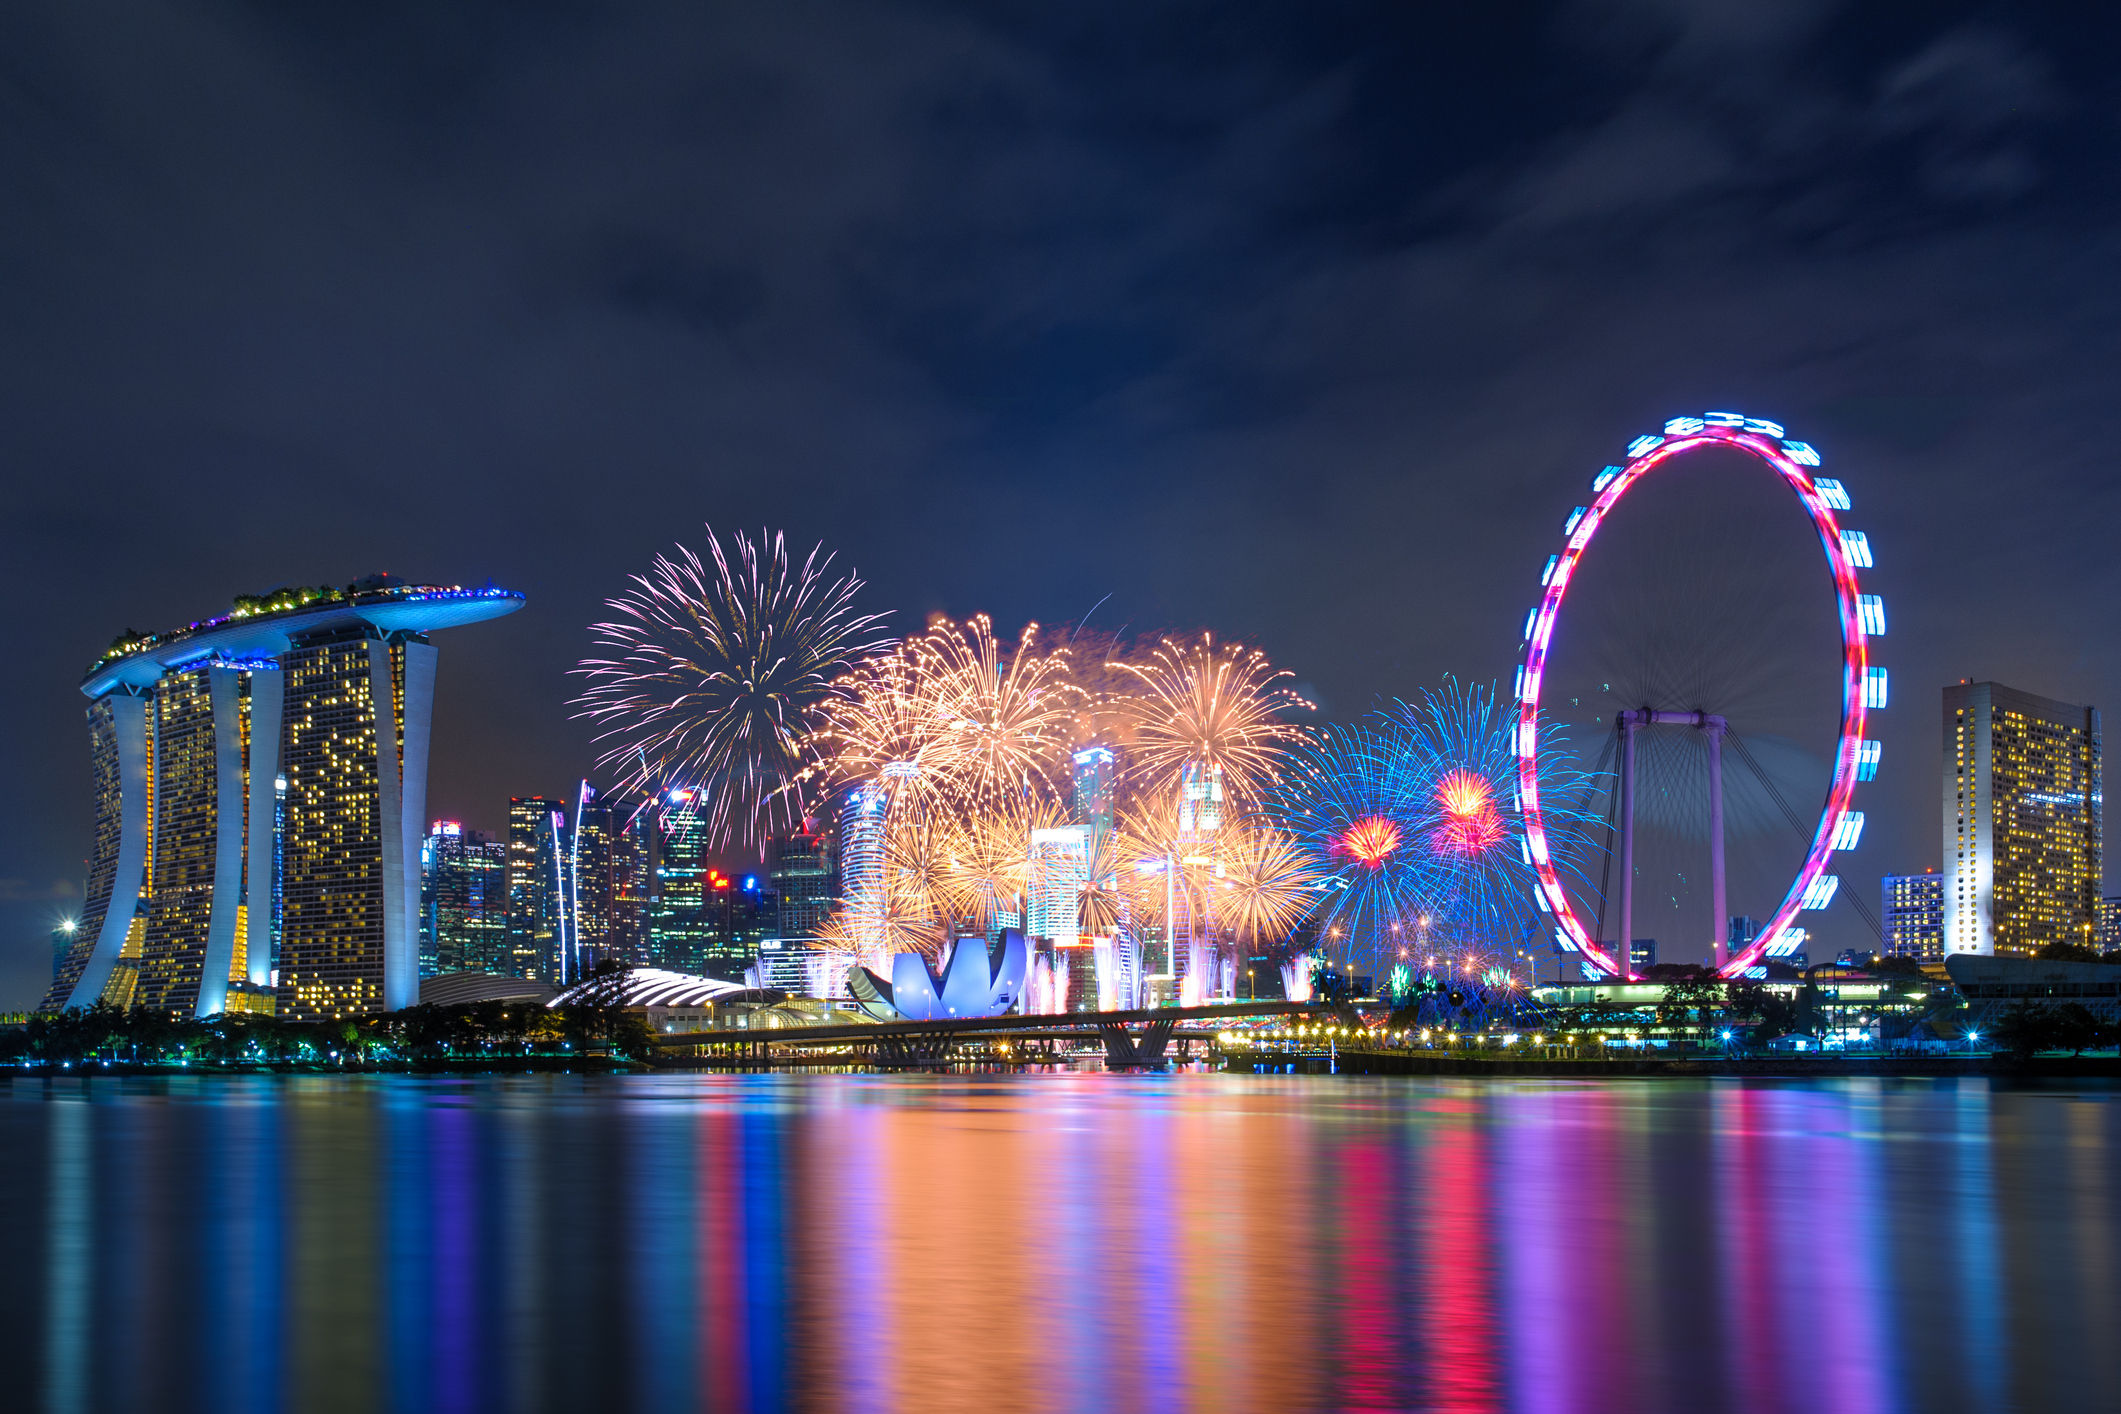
[6,6,2121,1010]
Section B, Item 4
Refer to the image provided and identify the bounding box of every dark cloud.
[1,0,2117,1002]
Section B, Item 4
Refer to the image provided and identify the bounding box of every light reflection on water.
[5,1074,2118,1414]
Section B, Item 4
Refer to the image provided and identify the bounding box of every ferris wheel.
[1513,412,1884,980]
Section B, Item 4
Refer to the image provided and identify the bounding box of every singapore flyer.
[1515,412,1884,981]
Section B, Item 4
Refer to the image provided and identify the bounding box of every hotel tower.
[44,578,524,1019]
[1942,680,2102,957]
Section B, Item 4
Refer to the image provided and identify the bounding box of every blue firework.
[1387,677,1605,956]
[1272,721,1426,967]
[1274,678,1605,979]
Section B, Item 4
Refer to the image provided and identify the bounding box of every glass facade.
[767,822,835,943]
[650,792,717,973]
[570,783,614,972]
[607,808,651,964]
[420,821,509,976]
[505,796,567,981]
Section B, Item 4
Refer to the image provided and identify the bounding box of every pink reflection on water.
[1418,1094,1500,1414]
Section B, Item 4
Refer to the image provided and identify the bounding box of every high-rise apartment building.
[1943,681,2102,957]
[506,796,568,981]
[768,820,835,942]
[421,821,510,976]
[1882,870,1945,961]
[2101,896,2121,954]
[45,580,522,1017]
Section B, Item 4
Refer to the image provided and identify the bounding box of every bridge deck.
[647,998,1325,1049]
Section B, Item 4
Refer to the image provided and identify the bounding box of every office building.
[839,786,887,956]
[45,578,522,1016]
[421,821,509,976]
[1179,762,1223,837]
[506,796,568,981]
[1028,826,1088,944]
[693,868,773,981]
[1882,871,1945,961]
[570,781,615,971]
[650,789,718,972]
[768,820,836,942]
[1074,746,1116,842]
[1943,681,2102,957]
[608,807,652,964]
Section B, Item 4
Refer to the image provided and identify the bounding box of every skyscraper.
[839,785,886,957]
[1882,871,1945,961]
[607,805,652,965]
[1028,827,1088,944]
[1030,826,1092,1009]
[45,579,522,1017]
[650,789,717,972]
[569,781,615,972]
[768,820,835,942]
[1073,746,1116,842]
[1943,681,2102,957]
[421,821,510,976]
[506,796,568,981]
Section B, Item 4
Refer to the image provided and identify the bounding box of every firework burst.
[1110,632,1312,810]
[1211,821,1329,949]
[1272,721,1424,965]
[1391,677,1602,953]
[571,527,890,852]
[806,614,1081,816]
[1273,678,1603,977]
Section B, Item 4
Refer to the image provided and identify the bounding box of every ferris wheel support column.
[1617,712,1640,983]
[1706,715,1728,971]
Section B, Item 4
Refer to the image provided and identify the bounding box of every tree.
[1724,979,1799,1041]
[1990,1002,2062,1060]
[1655,977,1725,1042]
[2050,1002,2105,1057]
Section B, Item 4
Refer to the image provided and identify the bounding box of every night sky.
[3,1,2115,1008]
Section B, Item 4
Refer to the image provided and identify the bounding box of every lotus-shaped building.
[849,931,1027,1021]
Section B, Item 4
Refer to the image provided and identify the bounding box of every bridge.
[647,999,1332,1069]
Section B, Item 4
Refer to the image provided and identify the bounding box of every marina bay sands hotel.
[43,578,523,1020]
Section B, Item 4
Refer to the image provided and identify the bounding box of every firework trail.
[571,527,890,853]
